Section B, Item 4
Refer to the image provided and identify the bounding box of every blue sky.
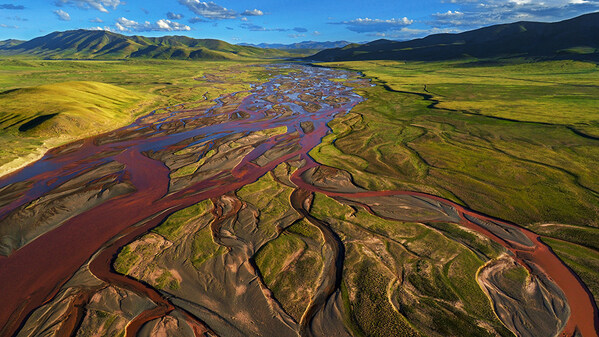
[1,0,599,43]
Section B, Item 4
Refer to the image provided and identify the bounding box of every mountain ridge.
[0,29,295,60]
[308,12,599,62]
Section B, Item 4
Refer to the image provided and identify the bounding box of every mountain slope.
[0,30,293,60]
[240,40,351,50]
[309,12,599,62]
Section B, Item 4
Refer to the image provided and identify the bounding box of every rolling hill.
[308,12,599,62]
[0,29,294,60]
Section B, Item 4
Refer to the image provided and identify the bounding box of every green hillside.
[0,81,147,172]
[0,29,295,60]
[309,12,599,62]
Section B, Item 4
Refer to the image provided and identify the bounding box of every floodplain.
[0,57,598,337]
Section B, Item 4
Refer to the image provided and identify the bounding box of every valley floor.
[0,58,598,337]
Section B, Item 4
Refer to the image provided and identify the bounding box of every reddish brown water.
[0,64,597,336]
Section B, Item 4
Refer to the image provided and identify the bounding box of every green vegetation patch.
[191,224,225,268]
[311,193,511,336]
[254,221,323,321]
[170,149,217,178]
[236,171,295,236]
[153,199,213,241]
[345,245,421,337]
[312,60,599,227]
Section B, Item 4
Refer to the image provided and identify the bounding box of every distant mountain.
[0,29,293,60]
[240,41,351,50]
[308,12,599,62]
[0,39,24,48]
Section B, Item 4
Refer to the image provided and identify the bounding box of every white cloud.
[241,9,263,16]
[53,9,71,21]
[0,23,19,28]
[90,17,103,23]
[115,17,191,32]
[313,30,321,35]
[55,0,121,13]
[288,33,305,38]
[333,17,414,33]
[178,0,237,19]
[432,0,599,28]
[178,1,266,20]
[89,26,112,31]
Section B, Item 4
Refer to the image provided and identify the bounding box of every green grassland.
[0,58,279,175]
[0,80,145,174]
[313,60,599,229]
[309,193,511,336]
[311,58,599,311]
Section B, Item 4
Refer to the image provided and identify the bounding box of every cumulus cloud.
[241,9,263,16]
[90,26,112,31]
[167,12,184,20]
[313,30,321,35]
[53,9,71,21]
[90,17,103,23]
[432,0,599,28]
[332,17,414,33]
[178,0,237,19]
[115,17,191,32]
[178,1,266,20]
[55,0,122,13]
[0,3,24,10]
